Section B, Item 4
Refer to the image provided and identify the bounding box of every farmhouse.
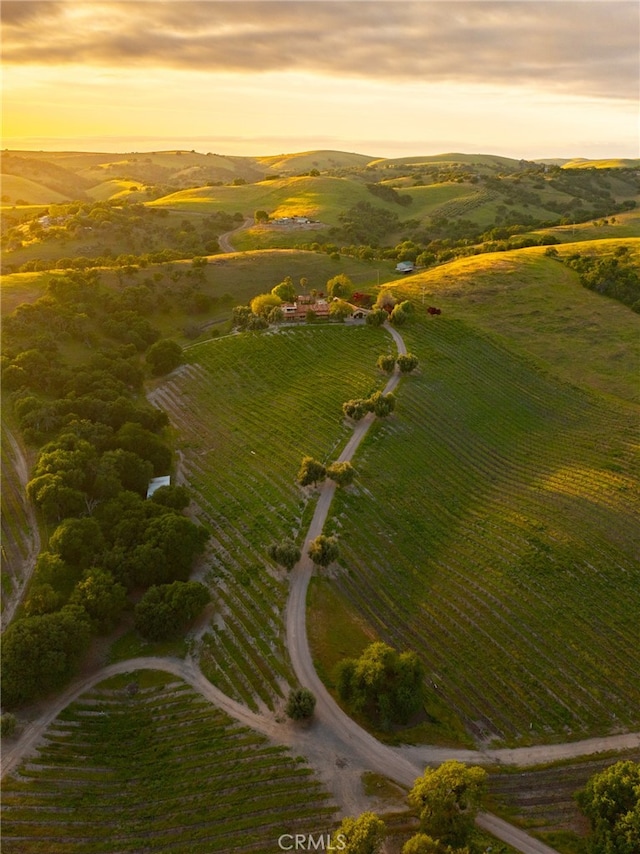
[280,294,331,321]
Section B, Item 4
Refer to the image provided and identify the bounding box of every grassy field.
[533,210,640,242]
[391,242,640,403]
[0,174,69,205]
[148,175,378,223]
[319,311,639,746]
[1,670,336,853]
[157,324,391,709]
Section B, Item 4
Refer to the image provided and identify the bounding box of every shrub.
[285,688,316,720]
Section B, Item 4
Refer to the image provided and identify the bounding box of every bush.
[268,539,301,571]
[297,456,326,486]
[285,688,316,720]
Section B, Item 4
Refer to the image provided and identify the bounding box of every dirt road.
[1,426,40,630]
[4,323,638,854]
[217,217,253,252]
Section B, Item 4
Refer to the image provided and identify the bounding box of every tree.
[272,276,296,302]
[49,517,105,570]
[232,305,253,329]
[327,273,353,299]
[408,761,487,848]
[308,534,339,568]
[366,308,388,327]
[336,642,425,729]
[329,299,353,321]
[375,291,396,312]
[297,456,326,487]
[342,398,369,421]
[402,835,448,854]
[24,583,63,616]
[134,580,210,640]
[254,209,269,223]
[326,461,356,487]
[145,338,183,376]
[1,713,18,738]
[1,605,92,707]
[377,354,396,373]
[389,302,409,326]
[333,812,386,854]
[369,391,396,418]
[285,687,316,720]
[150,484,191,511]
[397,353,419,373]
[121,514,209,588]
[576,760,640,854]
[70,568,127,633]
[250,292,282,317]
[268,539,301,571]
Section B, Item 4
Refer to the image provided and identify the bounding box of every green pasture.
[86,179,146,202]
[0,174,69,205]
[164,324,390,708]
[534,210,640,242]
[393,242,640,403]
[255,149,374,172]
[322,311,639,746]
[148,175,385,223]
[1,671,336,853]
[0,270,51,316]
[562,158,640,169]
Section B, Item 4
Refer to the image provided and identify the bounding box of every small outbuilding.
[146,475,171,498]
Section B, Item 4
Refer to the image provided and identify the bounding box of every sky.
[1,0,639,160]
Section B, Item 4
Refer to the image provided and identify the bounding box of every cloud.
[2,1,638,100]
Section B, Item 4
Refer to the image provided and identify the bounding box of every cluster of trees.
[366,182,413,207]
[2,200,242,273]
[562,247,640,312]
[330,761,488,853]
[377,352,419,374]
[335,641,425,730]
[2,485,209,707]
[342,391,396,421]
[330,757,640,853]
[1,269,208,708]
[297,456,356,488]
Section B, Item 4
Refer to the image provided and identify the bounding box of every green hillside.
[256,149,374,173]
[393,241,640,403]
[0,174,69,205]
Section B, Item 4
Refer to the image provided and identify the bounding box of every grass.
[326,312,640,746]
[0,174,69,205]
[393,242,640,403]
[148,175,378,225]
[106,630,189,664]
[1,671,336,853]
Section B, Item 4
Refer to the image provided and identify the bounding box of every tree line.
[1,268,209,709]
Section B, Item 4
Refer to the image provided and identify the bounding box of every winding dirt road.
[217,217,253,253]
[3,323,638,854]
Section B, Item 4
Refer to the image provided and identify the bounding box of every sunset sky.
[2,0,638,159]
